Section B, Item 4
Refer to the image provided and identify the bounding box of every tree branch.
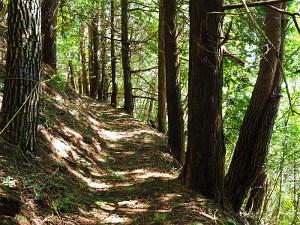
[133,95,157,101]
[131,66,157,74]
[223,0,291,10]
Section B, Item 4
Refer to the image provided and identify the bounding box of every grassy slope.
[0,83,245,225]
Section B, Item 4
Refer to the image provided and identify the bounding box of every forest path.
[0,85,240,225]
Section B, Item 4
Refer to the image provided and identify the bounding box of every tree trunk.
[0,0,41,153]
[121,0,133,114]
[182,0,225,203]
[110,0,117,108]
[99,1,108,101]
[90,15,100,99]
[68,60,76,89]
[164,0,184,162]
[41,0,59,71]
[157,0,167,133]
[225,3,286,212]
[80,20,89,96]
[88,18,93,96]
[245,171,268,214]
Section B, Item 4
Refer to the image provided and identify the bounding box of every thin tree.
[41,0,59,70]
[157,0,167,133]
[121,0,133,114]
[99,0,108,101]
[183,0,225,203]
[111,0,118,107]
[88,18,93,95]
[164,0,184,162]
[90,14,100,99]
[0,0,42,153]
[80,20,89,96]
[225,3,286,212]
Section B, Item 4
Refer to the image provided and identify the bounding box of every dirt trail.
[0,86,242,225]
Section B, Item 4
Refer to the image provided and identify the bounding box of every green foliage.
[51,194,75,213]
[153,212,167,224]
[47,73,67,94]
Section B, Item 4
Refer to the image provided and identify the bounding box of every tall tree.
[88,18,93,95]
[225,3,285,212]
[80,20,89,96]
[183,0,225,203]
[90,15,100,99]
[121,0,133,114]
[0,0,41,153]
[99,0,108,101]
[164,0,184,162]
[157,0,167,133]
[110,0,117,108]
[41,0,59,70]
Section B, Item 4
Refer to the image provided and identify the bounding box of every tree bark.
[41,0,59,71]
[225,3,286,212]
[164,0,184,162]
[88,18,93,96]
[68,60,76,89]
[157,0,167,133]
[182,0,225,203]
[80,20,89,96]
[110,0,117,108]
[99,1,108,101]
[121,0,134,114]
[0,0,41,153]
[245,171,268,214]
[90,15,100,99]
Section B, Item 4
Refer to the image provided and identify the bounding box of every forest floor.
[0,83,246,225]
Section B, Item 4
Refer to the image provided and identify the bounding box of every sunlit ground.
[0,86,240,225]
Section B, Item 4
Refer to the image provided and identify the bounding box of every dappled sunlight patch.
[102,214,132,224]
[158,193,182,203]
[67,168,112,190]
[40,128,71,158]
[78,206,108,217]
[91,138,102,152]
[87,115,101,127]
[99,128,162,142]
[135,171,174,180]
[113,168,176,183]
[118,199,150,210]
[62,125,83,140]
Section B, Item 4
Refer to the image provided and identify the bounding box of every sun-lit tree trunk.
[90,15,100,99]
[41,0,59,71]
[110,0,117,108]
[157,0,167,133]
[99,1,108,101]
[80,20,89,96]
[164,0,184,162]
[183,0,225,203]
[0,0,41,153]
[121,0,133,114]
[225,3,286,212]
